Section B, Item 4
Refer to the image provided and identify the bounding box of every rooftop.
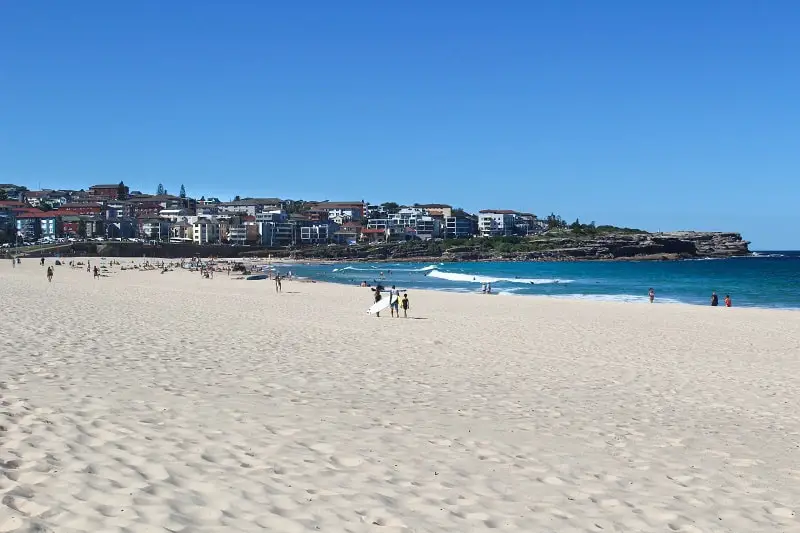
[479,209,518,215]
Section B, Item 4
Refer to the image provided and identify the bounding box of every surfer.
[372,284,385,317]
[390,285,401,318]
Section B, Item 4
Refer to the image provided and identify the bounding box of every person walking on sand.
[711,292,719,306]
[648,288,655,303]
[372,283,384,317]
[46,266,53,282]
[401,292,410,318]
[40,257,45,266]
[390,285,401,318]
[93,265,100,279]
[275,274,282,293]
[725,294,732,307]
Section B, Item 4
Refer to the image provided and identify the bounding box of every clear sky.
[2,1,798,249]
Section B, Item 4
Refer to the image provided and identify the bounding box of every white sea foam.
[333,264,438,273]
[548,294,683,304]
[427,269,572,285]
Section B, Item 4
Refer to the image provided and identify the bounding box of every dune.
[1,257,798,532]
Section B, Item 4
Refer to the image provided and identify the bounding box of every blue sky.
[1,1,798,248]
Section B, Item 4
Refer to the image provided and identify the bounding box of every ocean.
[281,252,800,309]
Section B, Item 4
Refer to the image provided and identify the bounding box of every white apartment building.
[192,219,220,244]
[478,210,517,237]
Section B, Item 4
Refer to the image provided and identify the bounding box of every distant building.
[444,216,477,239]
[478,210,517,237]
[141,218,171,241]
[89,184,127,202]
[192,219,220,244]
[60,203,103,216]
[218,198,282,216]
[415,204,453,219]
[309,201,365,222]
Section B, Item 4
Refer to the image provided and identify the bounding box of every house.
[60,203,103,216]
[444,216,477,239]
[333,221,363,245]
[514,213,546,235]
[478,210,517,237]
[192,219,220,244]
[361,227,391,243]
[309,201,365,222]
[299,222,337,245]
[366,204,389,219]
[169,219,192,242]
[140,217,172,240]
[258,212,294,247]
[14,210,67,240]
[104,218,136,239]
[218,198,282,216]
[89,184,127,202]
[415,204,453,218]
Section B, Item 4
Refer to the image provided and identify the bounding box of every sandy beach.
[1,257,799,533]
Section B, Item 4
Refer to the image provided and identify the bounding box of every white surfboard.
[367,297,392,315]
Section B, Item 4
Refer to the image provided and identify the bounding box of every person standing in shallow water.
[711,292,719,306]
[648,288,655,303]
[725,294,732,307]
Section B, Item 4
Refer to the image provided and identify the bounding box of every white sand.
[1,257,799,532]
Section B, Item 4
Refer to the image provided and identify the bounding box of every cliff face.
[51,231,749,262]
[291,231,751,262]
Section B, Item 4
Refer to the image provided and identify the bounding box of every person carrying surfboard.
[390,285,401,318]
[372,284,385,317]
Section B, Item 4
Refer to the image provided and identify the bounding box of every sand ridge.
[1,257,799,532]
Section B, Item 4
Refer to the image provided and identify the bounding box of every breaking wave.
[426,269,573,285]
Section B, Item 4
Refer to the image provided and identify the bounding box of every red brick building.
[89,184,127,201]
[60,203,103,216]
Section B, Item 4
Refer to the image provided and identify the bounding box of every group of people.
[372,284,410,318]
[648,288,732,307]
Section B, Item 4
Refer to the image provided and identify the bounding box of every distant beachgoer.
[711,292,718,306]
[275,274,282,293]
[725,295,732,307]
[390,285,400,318]
[46,266,53,282]
[93,266,100,279]
[648,288,655,303]
[486,283,492,294]
[40,257,45,266]
[401,293,410,318]
[11,257,15,268]
[481,283,487,294]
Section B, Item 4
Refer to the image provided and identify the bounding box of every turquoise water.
[281,252,800,309]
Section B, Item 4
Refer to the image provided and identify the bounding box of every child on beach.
[401,293,410,318]
[725,295,732,307]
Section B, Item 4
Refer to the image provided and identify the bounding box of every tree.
[200,195,205,201]
[233,195,241,201]
[78,220,87,239]
[156,183,165,195]
[117,181,127,200]
[381,202,399,212]
[570,218,581,231]
[0,189,7,201]
[39,201,53,212]
[451,207,470,218]
[180,184,186,198]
